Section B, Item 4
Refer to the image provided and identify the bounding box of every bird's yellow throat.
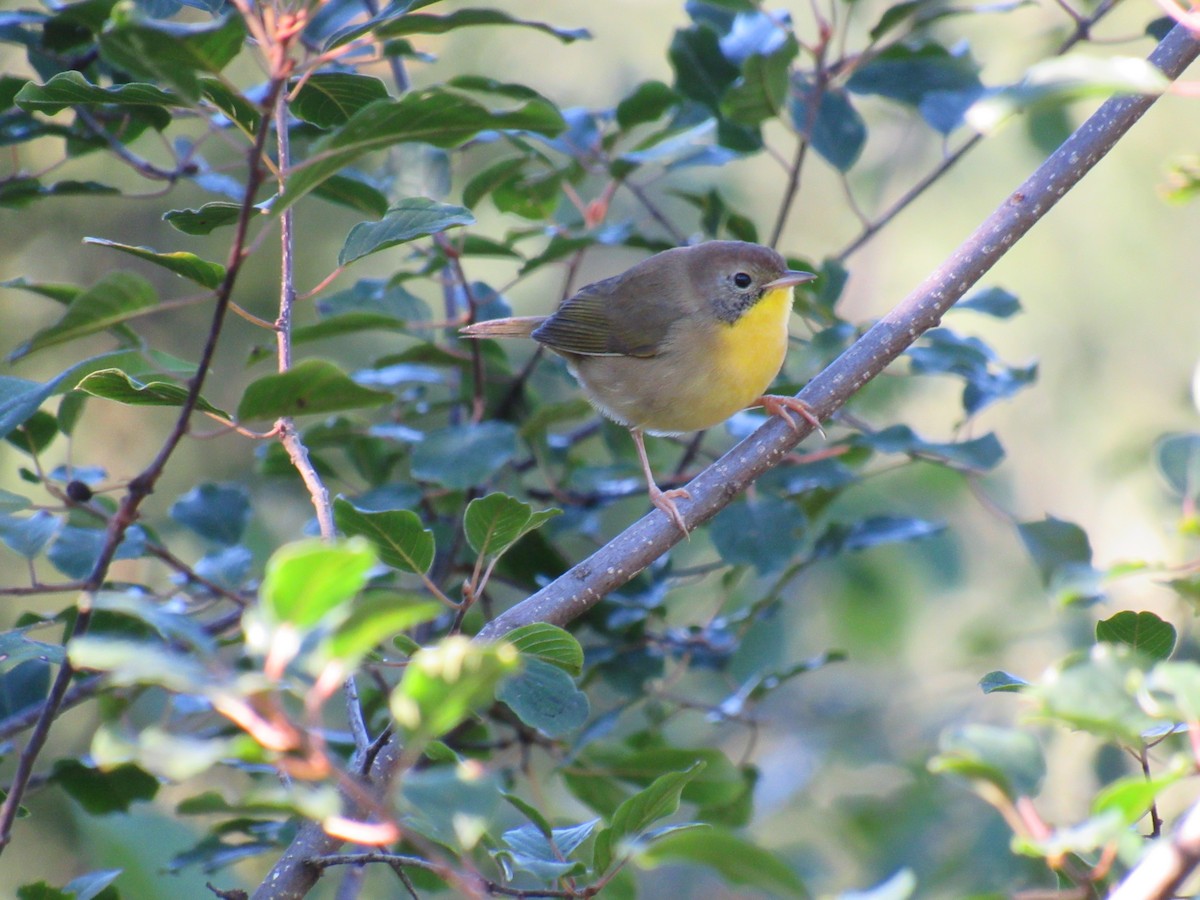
[712,284,794,408]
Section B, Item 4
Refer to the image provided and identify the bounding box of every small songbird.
[462,240,819,533]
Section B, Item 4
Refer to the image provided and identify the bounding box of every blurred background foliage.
[2,0,1200,897]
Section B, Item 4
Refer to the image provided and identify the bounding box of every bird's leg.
[756,395,825,439]
[631,428,691,535]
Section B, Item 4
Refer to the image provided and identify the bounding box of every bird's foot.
[758,394,824,439]
[649,484,691,536]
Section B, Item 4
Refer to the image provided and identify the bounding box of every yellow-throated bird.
[462,240,819,533]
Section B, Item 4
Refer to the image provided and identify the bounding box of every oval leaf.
[339,198,474,266]
[237,359,391,421]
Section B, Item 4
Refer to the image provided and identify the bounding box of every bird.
[461,240,819,534]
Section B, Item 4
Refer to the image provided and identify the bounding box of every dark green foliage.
[0,0,1194,898]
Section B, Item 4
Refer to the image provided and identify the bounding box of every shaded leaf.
[370,9,589,44]
[410,422,518,489]
[15,70,178,112]
[237,359,391,420]
[339,198,474,265]
[51,759,158,814]
[98,13,245,102]
[278,88,565,210]
[929,724,1045,800]
[291,72,388,128]
[711,497,803,573]
[162,202,242,235]
[75,368,228,418]
[12,272,157,361]
[170,483,251,545]
[790,77,866,172]
[391,637,521,746]
[83,237,225,289]
[333,497,435,574]
[594,763,705,875]
[979,670,1030,694]
[637,826,808,898]
[496,657,588,738]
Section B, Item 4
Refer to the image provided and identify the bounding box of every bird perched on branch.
[462,240,820,534]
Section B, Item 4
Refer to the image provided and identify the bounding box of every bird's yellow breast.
[572,285,792,435]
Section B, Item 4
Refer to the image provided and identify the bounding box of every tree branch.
[1107,793,1200,899]
[476,23,1200,641]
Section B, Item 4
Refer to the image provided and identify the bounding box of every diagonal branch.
[476,23,1200,641]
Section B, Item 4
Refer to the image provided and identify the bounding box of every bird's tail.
[460,316,547,339]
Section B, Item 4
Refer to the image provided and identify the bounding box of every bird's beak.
[765,270,818,291]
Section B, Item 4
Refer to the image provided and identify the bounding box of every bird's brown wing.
[531,264,684,358]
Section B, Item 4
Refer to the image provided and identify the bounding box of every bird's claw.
[649,486,691,536]
[759,395,824,439]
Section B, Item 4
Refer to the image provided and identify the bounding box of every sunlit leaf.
[237,359,391,420]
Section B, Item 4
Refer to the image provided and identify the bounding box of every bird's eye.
[733,272,753,289]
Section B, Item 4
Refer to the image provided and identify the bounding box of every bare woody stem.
[475,24,1200,641]
[1108,793,1200,899]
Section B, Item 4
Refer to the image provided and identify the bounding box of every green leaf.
[278,88,566,211]
[162,202,243,235]
[83,237,226,289]
[1017,516,1093,586]
[369,8,590,44]
[847,41,982,107]
[928,724,1045,800]
[0,660,50,721]
[324,591,443,667]
[504,623,583,676]
[74,368,228,418]
[339,198,474,266]
[15,71,179,113]
[958,286,1022,318]
[711,497,803,573]
[11,272,157,361]
[1096,611,1176,661]
[721,35,798,126]
[410,422,518,489]
[0,627,67,669]
[68,637,214,694]
[979,670,1030,694]
[594,763,706,875]
[1092,765,1187,827]
[170,483,251,546]
[1035,645,1156,743]
[0,511,62,559]
[333,497,435,575]
[1141,661,1200,723]
[98,13,246,102]
[291,72,389,128]
[790,78,866,172]
[260,538,376,629]
[313,173,390,218]
[237,359,391,420]
[616,80,681,130]
[400,763,504,850]
[48,524,147,579]
[496,657,588,738]
[391,637,521,746]
[669,25,740,110]
[0,178,121,209]
[50,759,158,814]
[200,76,261,136]
[637,827,808,898]
[464,492,559,560]
[502,819,597,881]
